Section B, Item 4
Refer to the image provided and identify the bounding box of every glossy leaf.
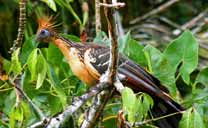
[164,30,198,84]
[121,87,137,123]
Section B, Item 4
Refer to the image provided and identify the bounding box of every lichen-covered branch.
[30,83,106,128]
[80,88,114,128]
[9,0,27,53]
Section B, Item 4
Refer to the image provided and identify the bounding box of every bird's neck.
[52,36,83,62]
[53,38,71,57]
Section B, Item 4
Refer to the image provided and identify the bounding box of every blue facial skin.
[36,29,51,42]
[39,29,50,38]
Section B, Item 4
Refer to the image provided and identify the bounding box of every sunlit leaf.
[36,54,47,89]
[9,106,23,128]
[179,107,205,128]
[27,49,38,80]
[121,87,137,123]
[164,30,198,84]
[41,0,57,12]
[10,48,22,74]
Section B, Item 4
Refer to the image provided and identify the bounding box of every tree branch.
[130,0,180,25]
[9,0,27,53]
[95,0,101,35]
[80,88,114,128]
[29,84,106,128]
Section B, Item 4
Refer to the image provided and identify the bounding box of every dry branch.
[181,9,208,30]
[95,0,101,35]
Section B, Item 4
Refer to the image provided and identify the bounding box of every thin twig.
[192,20,207,34]
[99,2,125,8]
[130,110,185,127]
[130,0,180,25]
[173,8,208,35]
[95,0,101,35]
[159,16,182,30]
[181,9,208,30]
[104,0,120,84]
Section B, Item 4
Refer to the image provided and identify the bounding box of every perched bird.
[36,17,184,128]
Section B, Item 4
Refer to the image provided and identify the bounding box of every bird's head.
[36,17,57,43]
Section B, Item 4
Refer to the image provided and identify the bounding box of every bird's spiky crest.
[37,16,59,32]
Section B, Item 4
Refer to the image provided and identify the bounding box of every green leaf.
[179,107,205,128]
[195,67,208,87]
[122,88,154,123]
[41,0,57,12]
[60,34,81,42]
[164,30,198,84]
[20,36,36,64]
[9,106,23,128]
[143,45,177,96]
[118,31,131,52]
[123,35,146,66]
[26,49,47,89]
[36,54,47,89]
[10,48,22,74]
[47,65,67,107]
[3,58,11,74]
[136,93,153,121]
[47,44,64,66]
[93,31,110,46]
[121,87,137,123]
[27,49,38,80]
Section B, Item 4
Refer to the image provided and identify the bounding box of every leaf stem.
[144,51,153,73]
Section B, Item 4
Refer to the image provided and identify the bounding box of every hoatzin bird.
[36,17,184,128]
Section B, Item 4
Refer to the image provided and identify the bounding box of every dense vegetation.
[0,0,208,128]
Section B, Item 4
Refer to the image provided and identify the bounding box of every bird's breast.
[67,47,98,86]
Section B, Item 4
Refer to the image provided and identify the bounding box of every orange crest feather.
[37,16,58,32]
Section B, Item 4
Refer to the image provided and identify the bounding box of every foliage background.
[0,0,208,128]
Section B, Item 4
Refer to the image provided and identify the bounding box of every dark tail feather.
[118,61,184,128]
